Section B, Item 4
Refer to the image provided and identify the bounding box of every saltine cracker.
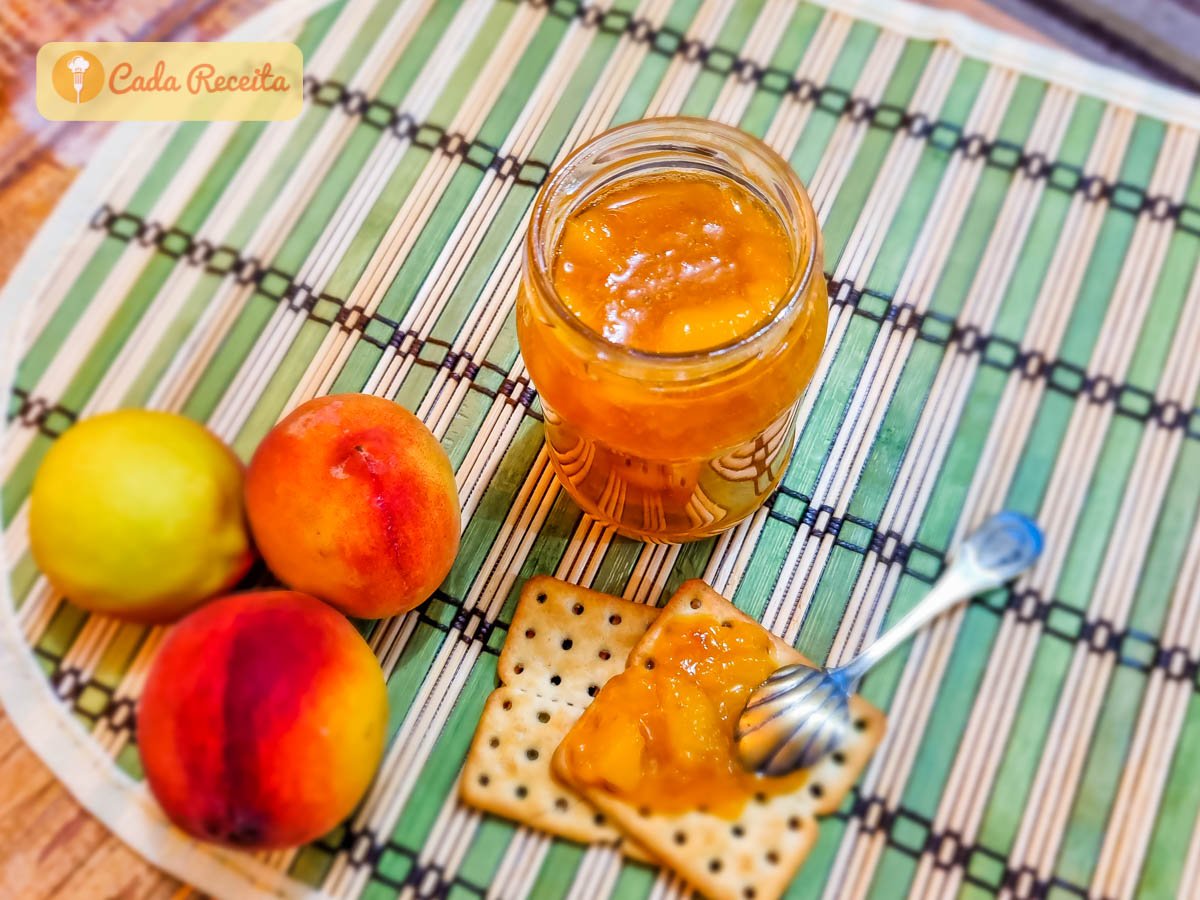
[460,576,658,852]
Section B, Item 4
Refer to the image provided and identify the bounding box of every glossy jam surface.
[553,174,793,353]
[559,614,805,818]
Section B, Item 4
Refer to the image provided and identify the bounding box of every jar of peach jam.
[517,117,826,542]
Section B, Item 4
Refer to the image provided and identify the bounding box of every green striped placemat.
[4,0,1200,898]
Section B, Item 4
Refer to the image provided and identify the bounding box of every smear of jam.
[559,613,805,818]
[552,173,794,354]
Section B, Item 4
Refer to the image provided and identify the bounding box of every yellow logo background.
[37,42,302,122]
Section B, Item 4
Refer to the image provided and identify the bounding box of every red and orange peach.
[244,394,460,619]
[138,590,388,848]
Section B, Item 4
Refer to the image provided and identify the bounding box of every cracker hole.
[536,592,547,604]
[765,850,780,865]
[698,804,709,814]
[515,785,528,799]
[478,774,490,786]
[525,628,536,639]
[502,700,512,710]
[638,806,651,817]
[550,674,562,686]
[708,859,722,873]
[831,751,846,765]
[809,783,824,799]
[644,659,655,670]
[754,792,767,804]
[526,749,539,761]
[489,736,500,748]
[743,889,757,899]
[673,831,687,845]
[721,620,734,629]
[572,603,585,615]
[689,598,701,609]
[587,684,599,697]
[514,664,525,674]
[598,649,611,660]
[609,614,622,625]
[853,718,867,732]
[594,813,606,826]
[787,816,802,830]
[561,638,573,650]
[731,825,745,838]
[537,711,550,724]
[555,797,569,812]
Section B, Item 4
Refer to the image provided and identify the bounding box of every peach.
[138,590,388,849]
[244,394,460,619]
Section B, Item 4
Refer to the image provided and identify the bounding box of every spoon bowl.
[736,664,850,776]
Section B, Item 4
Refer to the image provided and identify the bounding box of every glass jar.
[517,117,827,542]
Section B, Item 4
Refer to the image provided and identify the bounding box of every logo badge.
[37,42,302,121]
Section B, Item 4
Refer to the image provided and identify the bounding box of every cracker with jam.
[461,578,886,900]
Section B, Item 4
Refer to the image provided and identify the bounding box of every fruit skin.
[245,394,460,619]
[138,590,388,849]
[28,410,254,623]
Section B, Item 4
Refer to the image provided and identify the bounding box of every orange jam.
[558,614,805,818]
[552,174,793,353]
[518,118,827,541]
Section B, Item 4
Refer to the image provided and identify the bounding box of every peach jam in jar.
[517,118,826,541]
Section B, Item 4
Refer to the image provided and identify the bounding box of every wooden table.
[0,2,1045,897]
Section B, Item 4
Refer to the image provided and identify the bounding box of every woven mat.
[4,0,1200,898]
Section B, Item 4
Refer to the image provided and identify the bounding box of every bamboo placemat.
[3,1,1200,898]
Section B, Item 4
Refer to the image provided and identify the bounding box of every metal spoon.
[735,511,1044,777]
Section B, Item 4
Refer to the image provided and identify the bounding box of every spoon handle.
[837,512,1043,687]
[836,570,971,686]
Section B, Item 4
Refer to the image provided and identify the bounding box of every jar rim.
[524,116,821,372]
